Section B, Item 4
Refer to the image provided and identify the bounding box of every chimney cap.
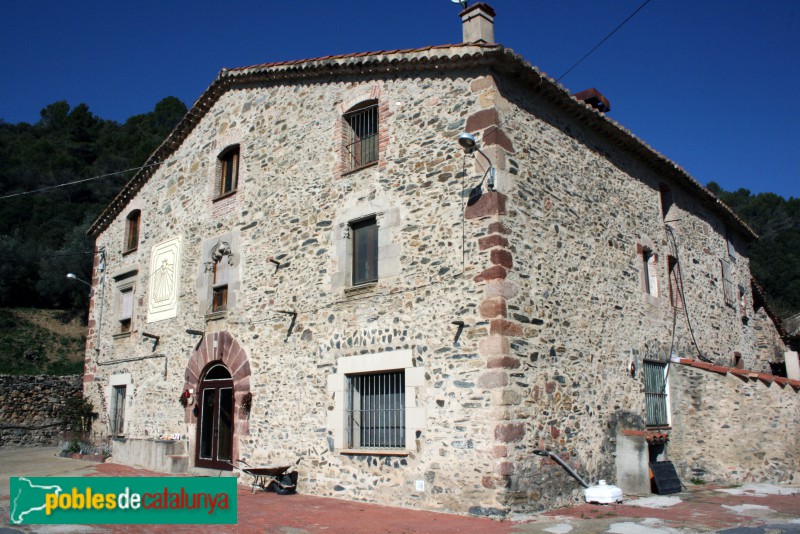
[573,88,611,113]
[459,2,496,18]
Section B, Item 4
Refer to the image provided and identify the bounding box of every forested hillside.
[707,182,800,319]
[0,98,797,325]
[0,98,187,313]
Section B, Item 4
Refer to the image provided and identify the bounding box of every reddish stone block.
[233,359,251,381]
[465,192,506,220]
[495,423,525,443]
[465,108,500,132]
[490,319,522,336]
[488,222,511,235]
[471,76,496,93]
[493,445,508,458]
[477,370,508,389]
[490,249,513,269]
[487,356,521,369]
[479,335,510,355]
[83,374,94,383]
[479,297,507,318]
[234,376,251,392]
[474,265,507,283]
[484,128,515,153]
[545,381,556,394]
[478,234,509,250]
[496,461,515,476]
[550,426,560,439]
[481,476,497,489]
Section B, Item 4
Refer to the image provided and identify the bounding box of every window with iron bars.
[643,360,669,427]
[347,371,404,450]
[343,102,378,171]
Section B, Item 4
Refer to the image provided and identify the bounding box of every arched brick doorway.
[183,331,250,469]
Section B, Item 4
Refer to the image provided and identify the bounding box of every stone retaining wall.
[0,374,82,446]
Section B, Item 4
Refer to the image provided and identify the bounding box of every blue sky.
[1,0,797,198]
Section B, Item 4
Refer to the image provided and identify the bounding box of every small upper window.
[217,146,239,197]
[344,102,378,171]
[124,210,140,253]
[659,184,673,222]
[643,248,659,297]
[667,255,683,308]
[211,256,229,312]
[351,217,378,286]
[119,287,133,333]
[112,385,126,437]
[720,259,736,307]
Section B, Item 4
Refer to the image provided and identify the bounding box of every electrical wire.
[555,0,654,83]
[479,0,655,142]
[0,162,163,201]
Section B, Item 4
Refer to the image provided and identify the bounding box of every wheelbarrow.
[232,459,298,495]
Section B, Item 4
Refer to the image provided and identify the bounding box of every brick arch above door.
[182,330,250,433]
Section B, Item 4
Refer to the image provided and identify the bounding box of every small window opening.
[112,385,126,437]
[351,217,378,286]
[124,210,140,253]
[347,371,405,449]
[643,249,659,297]
[218,146,239,197]
[344,102,378,171]
[119,287,133,333]
[667,256,683,308]
[211,257,229,312]
[659,184,673,222]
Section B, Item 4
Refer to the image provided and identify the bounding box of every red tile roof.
[678,358,800,391]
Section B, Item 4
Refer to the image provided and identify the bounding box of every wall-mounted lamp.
[66,273,93,296]
[458,132,496,192]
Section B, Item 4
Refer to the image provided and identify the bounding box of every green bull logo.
[10,477,237,524]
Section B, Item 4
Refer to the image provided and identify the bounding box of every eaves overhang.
[88,43,757,241]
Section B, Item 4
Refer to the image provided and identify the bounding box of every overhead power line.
[0,162,162,201]
[556,0,654,82]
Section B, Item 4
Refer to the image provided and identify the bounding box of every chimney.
[461,3,496,44]
[573,88,611,113]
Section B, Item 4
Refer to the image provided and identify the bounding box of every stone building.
[82,3,800,516]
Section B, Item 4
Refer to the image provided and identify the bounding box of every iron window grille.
[112,385,126,437]
[344,103,378,171]
[351,217,378,286]
[347,371,405,450]
[643,360,669,427]
[218,146,239,197]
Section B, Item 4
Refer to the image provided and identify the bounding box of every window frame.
[642,248,659,298]
[720,258,736,308]
[343,101,379,172]
[351,216,378,286]
[216,145,240,199]
[211,256,229,313]
[112,385,126,437]
[118,286,133,334]
[124,210,141,254]
[346,370,405,450]
[643,360,670,428]
[667,255,683,309]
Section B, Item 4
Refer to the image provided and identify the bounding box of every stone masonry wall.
[669,364,800,483]
[462,72,796,511]
[0,374,82,446]
[82,56,798,518]
[85,68,507,515]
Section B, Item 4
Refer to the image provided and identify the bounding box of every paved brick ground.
[2,453,800,533]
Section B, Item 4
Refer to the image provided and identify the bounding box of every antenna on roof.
[451,0,469,9]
